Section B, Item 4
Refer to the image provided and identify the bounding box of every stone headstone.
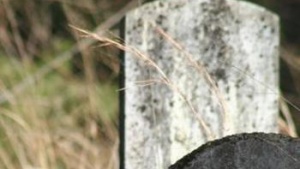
[122,0,279,168]
[169,133,300,169]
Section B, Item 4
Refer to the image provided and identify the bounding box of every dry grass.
[0,55,119,169]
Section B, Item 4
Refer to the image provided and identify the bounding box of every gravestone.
[121,0,279,168]
[169,133,300,169]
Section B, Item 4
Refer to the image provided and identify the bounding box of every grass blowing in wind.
[71,14,298,140]
[70,25,217,140]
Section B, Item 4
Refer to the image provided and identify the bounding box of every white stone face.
[124,0,279,168]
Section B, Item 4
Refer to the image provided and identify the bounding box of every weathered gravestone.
[121,0,279,168]
[169,133,300,169]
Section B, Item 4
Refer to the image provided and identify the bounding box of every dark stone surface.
[169,133,300,169]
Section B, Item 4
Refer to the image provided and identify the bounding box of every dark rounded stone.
[169,133,300,169]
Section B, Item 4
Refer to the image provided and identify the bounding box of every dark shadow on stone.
[169,133,300,169]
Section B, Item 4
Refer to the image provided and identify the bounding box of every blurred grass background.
[0,0,299,168]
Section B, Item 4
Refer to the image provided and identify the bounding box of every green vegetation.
[0,0,125,167]
[0,52,118,168]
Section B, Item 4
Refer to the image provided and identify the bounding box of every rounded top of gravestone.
[169,133,300,169]
[127,0,279,20]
